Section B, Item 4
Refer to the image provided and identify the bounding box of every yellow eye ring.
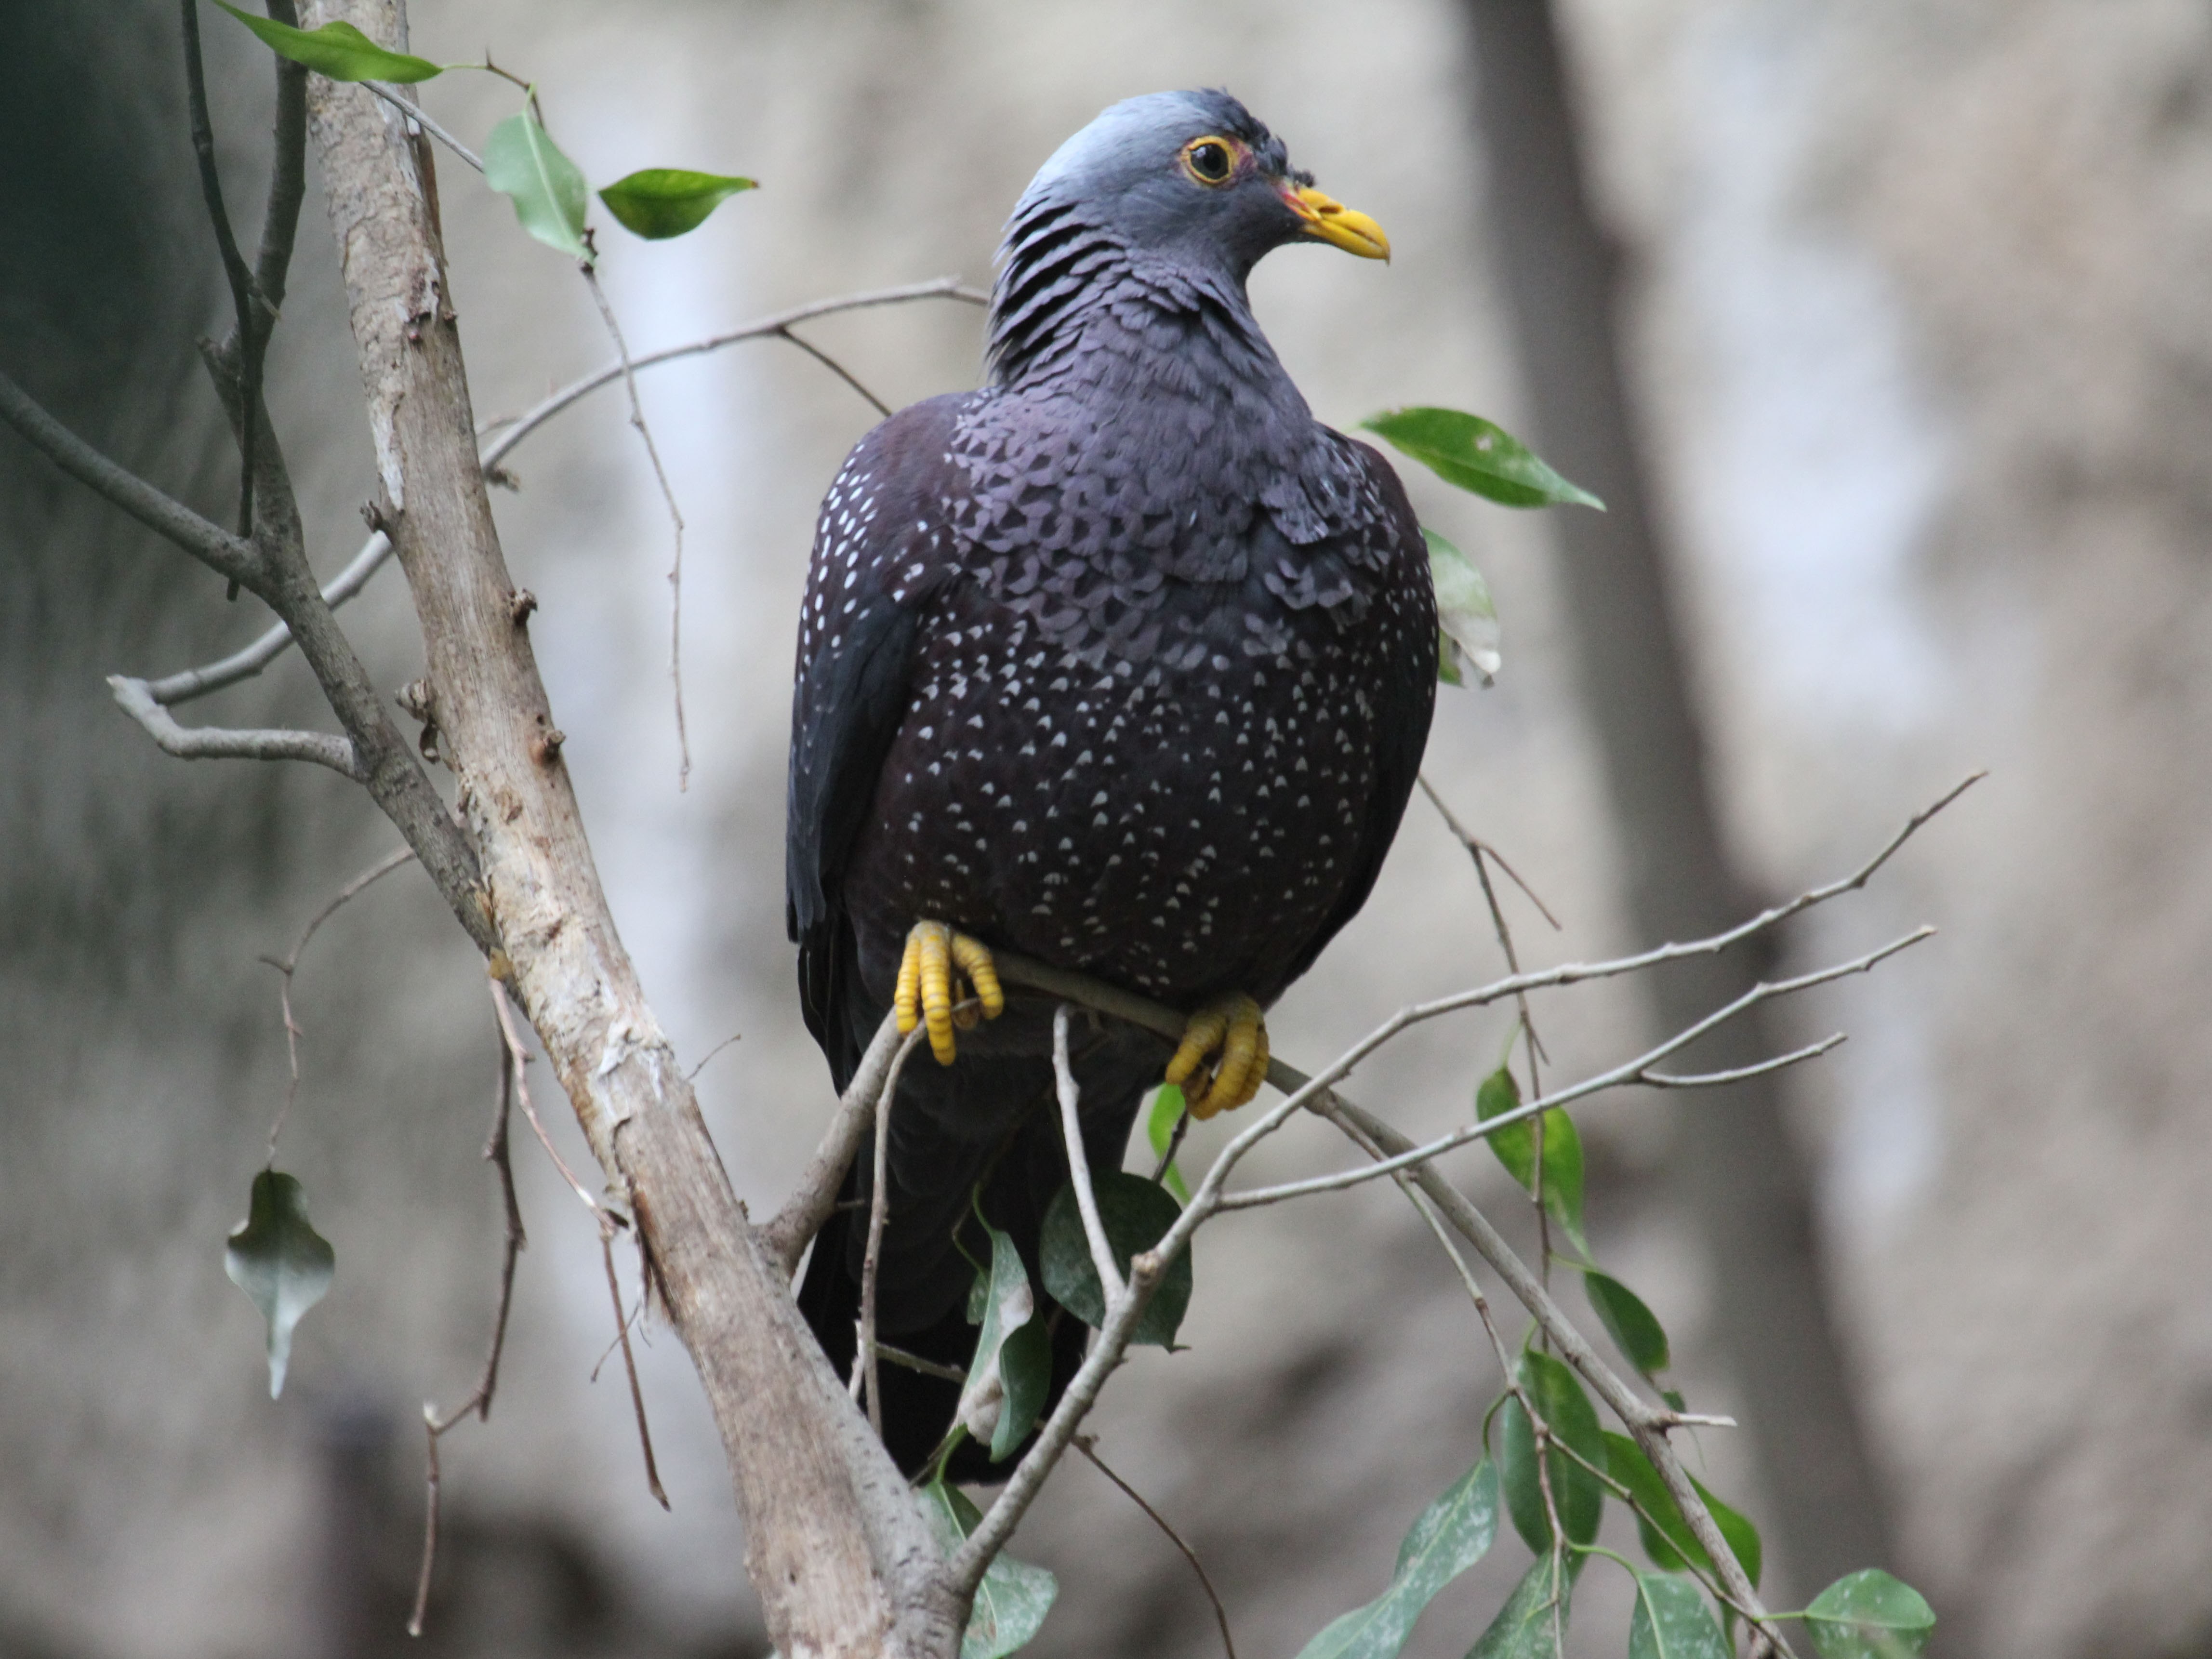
[1180,135,1239,186]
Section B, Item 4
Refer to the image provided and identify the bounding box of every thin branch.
[146,532,395,705]
[258,843,415,1156]
[476,279,990,477]
[362,80,484,172]
[1214,953,1900,1210]
[1642,1035,1846,1089]
[252,0,309,311]
[1418,774,1563,931]
[580,263,692,790]
[686,1030,742,1082]
[1054,1005,1125,1301]
[489,982,601,1214]
[136,282,979,710]
[408,1035,528,1636]
[600,1214,670,1509]
[879,1343,967,1384]
[1075,1437,1237,1659]
[1418,776,1554,1266]
[0,368,261,587]
[108,674,365,780]
[764,1011,904,1276]
[181,0,266,541]
[1317,1094,1791,1656]
[859,1026,928,1436]
[774,327,893,417]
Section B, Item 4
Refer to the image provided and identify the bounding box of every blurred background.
[5,0,2209,1655]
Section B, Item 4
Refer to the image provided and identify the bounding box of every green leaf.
[1361,407,1603,511]
[1039,1170,1192,1347]
[1803,1569,1935,1659]
[223,1168,335,1398]
[1629,1573,1730,1659]
[1475,1069,1589,1260]
[484,109,591,262]
[920,1479,1059,1658]
[597,168,756,239]
[1580,1270,1670,1378]
[995,1318,1051,1460]
[1144,1084,1193,1205]
[211,0,443,81]
[1296,1458,1499,1659]
[1464,1552,1570,1659]
[1602,1433,1762,1589]
[1422,528,1501,687]
[956,1220,1045,1460]
[1497,1352,1605,1556]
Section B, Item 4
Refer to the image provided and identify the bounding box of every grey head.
[987,89,1387,381]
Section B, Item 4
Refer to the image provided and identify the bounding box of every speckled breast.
[842,566,1409,1008]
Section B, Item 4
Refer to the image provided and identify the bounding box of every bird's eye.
[1182,137,1236,185]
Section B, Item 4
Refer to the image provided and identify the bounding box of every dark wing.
[786,394,972,1082]
[1275,436,1440,989]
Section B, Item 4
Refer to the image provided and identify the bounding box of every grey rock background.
[3,1,2205,1656]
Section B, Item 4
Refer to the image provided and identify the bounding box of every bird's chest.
[845,572,1391,1003]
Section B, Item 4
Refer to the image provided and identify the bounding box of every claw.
[894,920,1005,1065]
[1165,993,1269,1120]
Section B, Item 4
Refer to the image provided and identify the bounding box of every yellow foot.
[894,920,1005,1065]
[1165,993,1269,1121]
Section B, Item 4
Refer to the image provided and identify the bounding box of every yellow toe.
[894,920,1002,1066]
[1175,994,1268,1120]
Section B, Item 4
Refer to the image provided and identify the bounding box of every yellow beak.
[1289,184,1391,261]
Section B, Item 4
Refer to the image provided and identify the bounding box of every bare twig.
[765,1010,905,1276]
[686,1030,742,1082]
[146,533,394,705]
[879,1343,967,1384]
[1417,774,1562,931]
[135,281,980,709]
[108,673,365,779]
[1418,776,1555,1269]
[859,1026,928,1436]
[181,0,267,542]
[407,1035,528,1635]
[362,80,484,172]
[1054,1005,1125,1301]
[489,982,600,1214]
[1216,995,1877,1207]
[774,327,894,417]
[579,263,692,789]
[258,846,416,1155]
[1075,1437,1236,1659]
[252,0,310,312]
[0,369,261,587]
[476,279,990,478]
[599,1215,670,1508]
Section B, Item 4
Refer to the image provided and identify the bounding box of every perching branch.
[950,787,1970,1639]
[1215,942,1910,1211]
